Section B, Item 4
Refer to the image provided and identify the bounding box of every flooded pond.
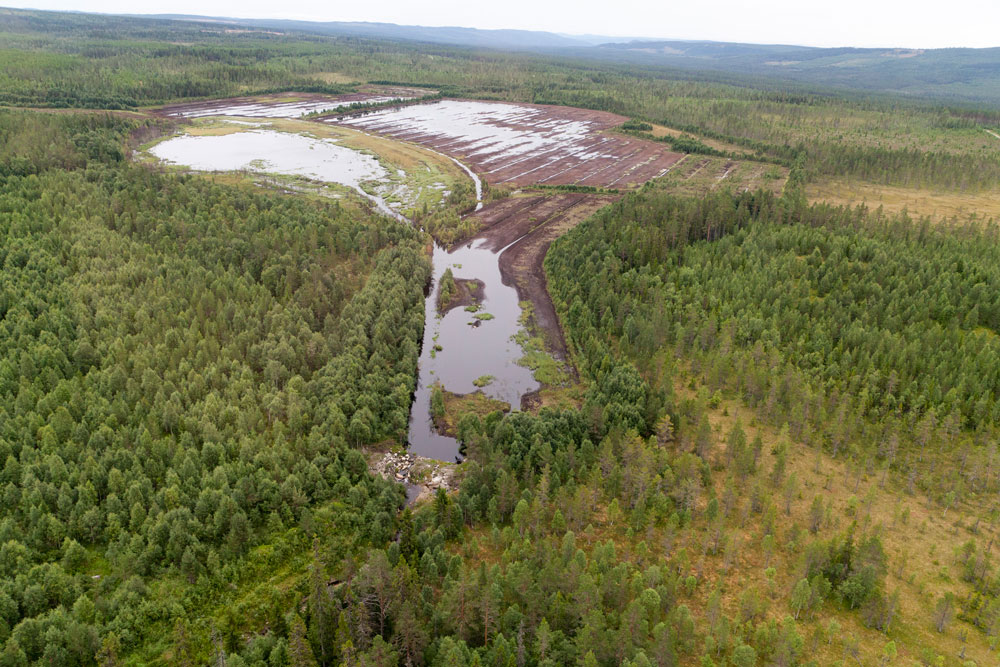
[408,239,537,461]
[148,129,405,219]
[146,121,533,462]
[160,90,426,119]
[170,99,365,118]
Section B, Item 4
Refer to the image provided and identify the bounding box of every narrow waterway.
[147,126,534,462]
[407,238,538,461]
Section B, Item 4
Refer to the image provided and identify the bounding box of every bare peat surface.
[327,100,684,188]
[467,194,620,362]
[157,87,428,119]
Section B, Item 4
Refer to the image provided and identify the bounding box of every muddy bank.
[465,193,620,363]
[471,193,591,251]
[519,389,543,412]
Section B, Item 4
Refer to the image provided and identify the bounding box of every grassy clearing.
[255,95,309,104]
[182,117,266,136]
[312,72,358,84]
[653,155,788,197]
[667,361,995,666]
[646,122,751,155]
[529,384,585,412]
[807,177,1000,224]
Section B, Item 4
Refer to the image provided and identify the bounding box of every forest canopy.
[0,111,428,663]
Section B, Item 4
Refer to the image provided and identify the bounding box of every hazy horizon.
[6,1,999,50]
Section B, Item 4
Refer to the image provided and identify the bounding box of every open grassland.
[807,178,1000,224]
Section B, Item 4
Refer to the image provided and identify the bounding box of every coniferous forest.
[3,7,1000,667]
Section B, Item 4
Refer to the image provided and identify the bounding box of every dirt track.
[466,194,619,361]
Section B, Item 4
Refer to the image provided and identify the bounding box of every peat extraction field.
[157,86,430,119]
[326,99,684,188]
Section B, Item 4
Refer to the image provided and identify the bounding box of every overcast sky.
[12,1,1000,49]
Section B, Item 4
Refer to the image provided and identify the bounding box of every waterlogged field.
[330,99,684,187]
[807,177,1000,223]
[157,87,428,119]
[145,118,464,219]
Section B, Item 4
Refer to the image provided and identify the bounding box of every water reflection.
[407,238,537,461]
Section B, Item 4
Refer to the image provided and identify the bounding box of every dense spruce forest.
[3,6,1000,667]
[0,110,429,664]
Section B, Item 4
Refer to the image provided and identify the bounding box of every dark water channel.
[406,238,538,461]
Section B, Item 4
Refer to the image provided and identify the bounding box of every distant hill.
[150,14,1000,104]
[145,14,601,50]
[590,40,1000,102]
[43,10,1000,105]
